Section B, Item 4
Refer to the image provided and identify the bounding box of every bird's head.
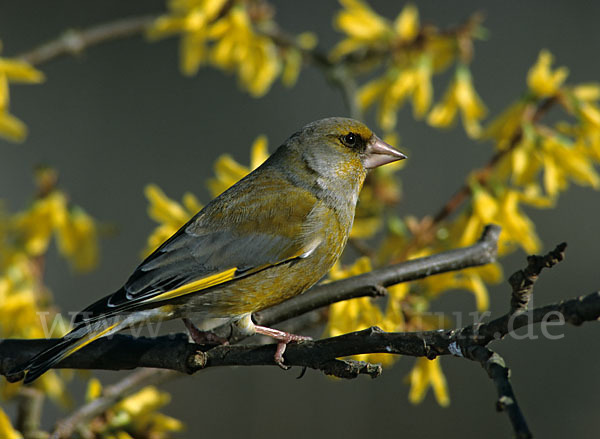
[285,117,407,186]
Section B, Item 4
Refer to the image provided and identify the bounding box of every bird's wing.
[80,176,322,318]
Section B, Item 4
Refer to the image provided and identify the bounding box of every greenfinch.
[14,117,405,382]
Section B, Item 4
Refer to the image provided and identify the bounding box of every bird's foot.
[183,318,229,346]
[254,325,312,370]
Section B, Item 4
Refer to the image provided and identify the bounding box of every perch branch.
[1,292,597,376]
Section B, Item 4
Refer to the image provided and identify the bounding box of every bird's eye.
[342,132,357,147]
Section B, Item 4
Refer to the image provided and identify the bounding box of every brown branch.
[1,290,598,377]
[18,15,158,66]
[1,291,597,376]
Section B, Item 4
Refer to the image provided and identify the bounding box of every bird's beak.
[363,136,407,169]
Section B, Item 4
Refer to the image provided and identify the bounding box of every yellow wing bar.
[142,267,238,304]
[63,322,119,358]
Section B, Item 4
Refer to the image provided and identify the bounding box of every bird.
[12,117,406,383]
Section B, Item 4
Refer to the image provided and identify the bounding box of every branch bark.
[2,291,597,379]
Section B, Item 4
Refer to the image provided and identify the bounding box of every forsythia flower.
[85,384,185,437]
[0,407,21,439]
[394,3,419,42]
[527,50,568,97]
[428,65,487,138]
[452,187,541,255]
[11,190,98,272]
[145,135,268,254]
[149,0,228,75]
[359,55,433,130]
[325,257,394,365]
[56,207,98,272]
[483,100,528,150]
[0,42,45,142]
[209,8,280,97]
[540,135,600,196]
[207,135,269,196]
[416,264,501,313]
[406,357,450,407]
[144,184,203,255]
[331,0,393,59]
[0,174,98,406]
[150,0,311,97]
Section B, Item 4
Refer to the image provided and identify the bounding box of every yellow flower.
[207,135,269,196]
[0,407,22,439]
[143,185,202,255]
[148,0,229,75]
[149,413,185,434]
[579,102,600,129]
[0,45,45,142]
[145,136,267,255]
[115,386,170,418]
[495,190,539,254]
[407,357,450,407]
[483,100,527,149]
[151,1,306,96]
[13,191,68,256]
[331,0,392,60]
[412,56,433,118]
[517,183,554,208]
[572,83,600,102]
[210,8,281,96]
[541,134,600,197]
[394,3,419,42]
[359,55,433,130]
[110,385,184,436]
[85,377,103,402]
[449,187,541,255]
[527,50,568,97]
[428,66,487,138]
[281,48,302,87]
[56,207,99,272]
[325,257,395,365]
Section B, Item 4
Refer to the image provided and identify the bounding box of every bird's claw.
[272,333,312,370]
[250,324,312,369]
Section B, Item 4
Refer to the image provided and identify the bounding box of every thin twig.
[509,242,567,313]
[18,15,158,66]
[50,368,176,439]
[15,387,45,439]
[465,346,532,439]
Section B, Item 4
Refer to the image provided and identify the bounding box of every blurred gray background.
[1,1,599,438]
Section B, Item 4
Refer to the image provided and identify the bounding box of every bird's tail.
[13,319,121,384]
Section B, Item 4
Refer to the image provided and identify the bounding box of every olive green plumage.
[13,117,406,383]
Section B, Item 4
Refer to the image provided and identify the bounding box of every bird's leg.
[254,325,312,370]
[182,318,229,346]
[235,314,311,369]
